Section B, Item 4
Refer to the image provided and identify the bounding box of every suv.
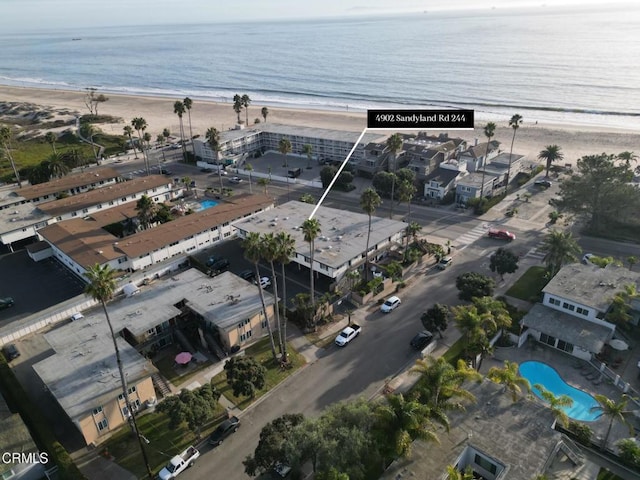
[380,296,401,313]
[410,331,434,350]
[436,256,452,270]
[209,416,240,446]
[239,270,255,281]
[0,297,14,310]
[2,344,20,361]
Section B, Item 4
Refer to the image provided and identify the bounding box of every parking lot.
[194,238,332,308]
[0,250,85,323]
[242,151,323,183]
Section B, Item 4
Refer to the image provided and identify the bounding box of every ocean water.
[0,5,639,128]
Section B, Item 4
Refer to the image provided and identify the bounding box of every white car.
[229,176,243,184]
[582,253,595,264]
[380,296,401,313]
[70,312,84,321]
[256,276,272,289]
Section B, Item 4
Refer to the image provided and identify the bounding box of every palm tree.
[539,229,581,277]
[181,176,192,193]
[591,394,634,449]
[257,177,270,195]
[301,218,321,327]
[617,151,638,167]
[245,163,254,194]
[533,384,573,427]
[411,356,480,410]
[278,137,292,168]
[241,94,251,125]
[487,360,531,402]
[261,107,269,123]
[471,296,511,336]
[123,125,138,159]
[242,232,278,360]
[0,125,21,187]
[538,145,564,178]
[131,117,150,175]
[47,152,69,179]
[45,131,57,154]
[206,127,223,191]
[446,465,474,480]
[397,179,416,222]
[386,133,403,218]
[260,233,283,354]
[452,304,496,358]
[406,221,422,247]
[479,122,496,199]
[360,187,382,280]
[303,144,313,169]
[506,114,523,193]
[84,264,152,478]
[143,131,152,152]
[83,123,99,164]
[374,393,439,460]
[173,101,186,158]
[135,194,157,230]
[183,97,195,157]
[162,127,170,140]
[627,255,638,271]
[233,94,243,124]
[274,232,296,358]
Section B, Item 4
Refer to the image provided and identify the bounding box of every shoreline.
[1,84,639,168]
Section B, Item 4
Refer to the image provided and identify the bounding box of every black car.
[0,297,14,310]
[209,416,240,446]
[2,344,20,361]
[239,270,255,281]
[159,168,172,176]
[534,179,552,188]
[205,255,220,267]
[208,258,230,275]
[410,331,434,350]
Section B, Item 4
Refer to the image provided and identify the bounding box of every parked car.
[2,343,20,361]
[410,331,434,350]
[208,259,230,274]
[239,270,255,281]
[200,167,213,173]
[534,179,552,188]
[158,445,200,479]
[205,255,220,267]
[436,256,453,270]
[0,297,14,310]
[582,253,595,264]
[488,229,516,241]
[380,296,401,313]
[229,176,243,184]
[273,462,292,478]
[335,324,361,347]
[70,312,84,321]
[208,416,240,446]
[255,276,272,289]
[160,168,172,175]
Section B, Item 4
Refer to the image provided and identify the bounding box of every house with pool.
[519,263,640,360]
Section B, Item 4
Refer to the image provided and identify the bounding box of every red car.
[488,229,516,241]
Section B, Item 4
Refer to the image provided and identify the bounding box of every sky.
[1,0,634,32]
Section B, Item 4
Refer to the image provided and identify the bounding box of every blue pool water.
[198,200,218,211]
[519,361,601,422]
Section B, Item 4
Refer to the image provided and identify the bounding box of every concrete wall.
[220,305,276,350]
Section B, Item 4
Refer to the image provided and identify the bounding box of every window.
[97,419,108,431]
[237,319,250,328]
[109,201,114,206]
[576,307,589,316]
[128,386,137,394]
[540,333,556,347]
[92,406,103,415]
[474,454,498,475]
[224,232,231,238]
[562,302,575,311]
[82,208,89,214]
[261,319,268,328]
[56,216,62,221]
[557,340,574,352]
[548,297,561,306]
[71,211,78,217]
[240,330,252,342]
[122,197,127,202]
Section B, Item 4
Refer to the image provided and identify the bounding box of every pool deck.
[482,339,640,451]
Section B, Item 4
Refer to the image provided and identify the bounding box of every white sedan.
[380,296,401,313]
[256,276,272,289]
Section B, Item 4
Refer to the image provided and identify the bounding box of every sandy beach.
[1,85,638,167]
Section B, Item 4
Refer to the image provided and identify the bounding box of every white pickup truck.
[158,446,200,480]
[335,324,361,347]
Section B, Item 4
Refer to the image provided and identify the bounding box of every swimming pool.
[198,199,218,211]
[519,361,601,421]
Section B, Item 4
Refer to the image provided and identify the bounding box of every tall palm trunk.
[253,262,278,360]
[280,262,289,357]
[269,260,283,354]
[309,243,316,327]
[187,111,195,157]
[365,213,372,280]
[137,132,150,175]
[389,175,396,219]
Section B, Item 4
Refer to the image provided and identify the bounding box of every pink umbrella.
[175,352,192,365]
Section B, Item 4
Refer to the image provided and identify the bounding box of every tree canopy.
[455,272,496,301]
[421,304,450,338]
[224,356,267,398]
[489,247,519,280]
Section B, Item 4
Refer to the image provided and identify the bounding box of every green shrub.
[617,438,640,469]
[567,420,592,445]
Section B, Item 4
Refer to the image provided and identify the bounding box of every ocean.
[1,4,639,129]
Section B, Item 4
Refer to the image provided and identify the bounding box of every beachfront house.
[455,172,499,204]
[460,140,500,173]
[520,263,640,359]
[423,167,463,200]
[481,152,527,186]
[403,133,466,182]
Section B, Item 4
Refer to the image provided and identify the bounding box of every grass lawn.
[505,266,549,302]
[211,338,305,410]
[104,408,225,479]
[154,355,212,387]
[442,335,467,365]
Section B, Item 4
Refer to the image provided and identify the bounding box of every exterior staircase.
[151,373,172,398]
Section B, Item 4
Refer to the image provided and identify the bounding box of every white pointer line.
[309,127,368,220]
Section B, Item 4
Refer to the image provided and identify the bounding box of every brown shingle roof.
[37,175,171,217]
[17,167,120,200]
[118,194,273,258]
